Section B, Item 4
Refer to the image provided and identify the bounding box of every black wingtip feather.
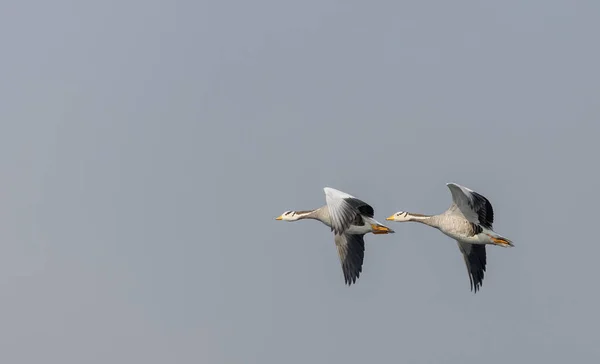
[465,245,487,294]
[471,192,494,229]
[344,198,375,218]
[338,234,365,286]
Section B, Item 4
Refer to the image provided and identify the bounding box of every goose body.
[276,187,394,285]
[387,183,513,293]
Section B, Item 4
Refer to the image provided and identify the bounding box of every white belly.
[318,211,379,235]
[320,218,373,235]
[440,229,488,244]
[345,223,373,235]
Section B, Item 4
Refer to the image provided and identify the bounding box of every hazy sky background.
[2,1,600,363]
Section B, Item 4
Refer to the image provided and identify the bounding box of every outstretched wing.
[456,241,487,293]
[334,233,366,285]
[324,187,374,235]
[446,183,494,229]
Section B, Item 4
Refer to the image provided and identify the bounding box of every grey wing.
[324,187,374,235]
[457,241,487,293]
[334,233,366,285]
[446,183,494,229]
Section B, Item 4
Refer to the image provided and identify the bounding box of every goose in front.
[275,187,394,285]
[386,183,514,293]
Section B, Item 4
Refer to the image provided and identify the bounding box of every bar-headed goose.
[275,187,394,285]
[386,183,513,293]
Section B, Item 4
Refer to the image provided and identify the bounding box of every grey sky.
[1,1,599,363]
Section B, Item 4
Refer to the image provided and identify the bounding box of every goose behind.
[386,183,514,293]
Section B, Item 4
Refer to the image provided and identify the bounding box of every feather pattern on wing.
[457,242,487,293]
[324,187,375,234]
[446,183,494,229]
[335,233,366,285]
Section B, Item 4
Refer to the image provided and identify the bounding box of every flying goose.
[275,187,394,285]
[386,183,513,293]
